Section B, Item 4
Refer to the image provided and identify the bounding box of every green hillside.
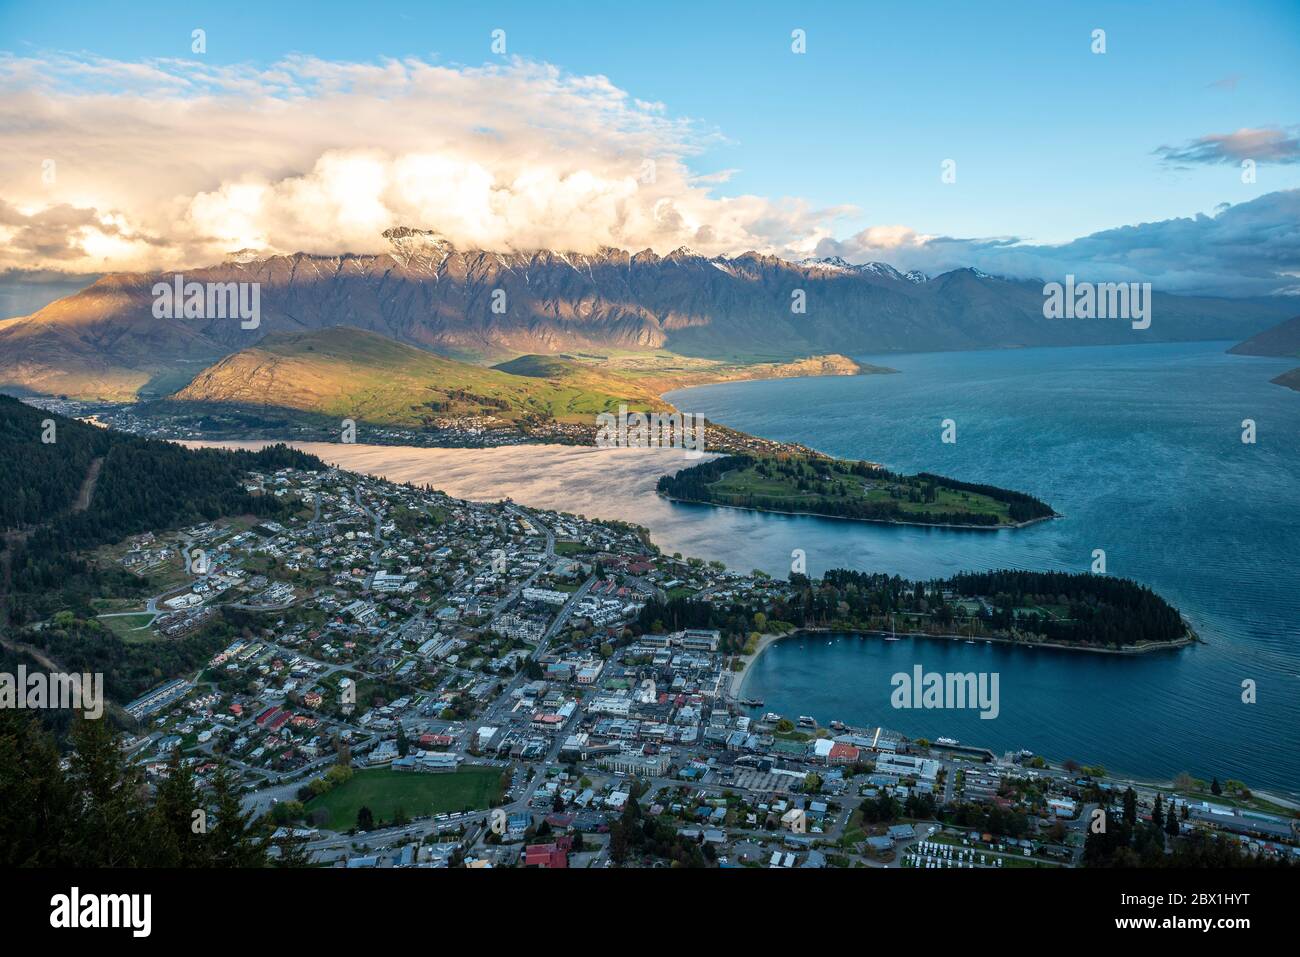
[168,328,666,427]
[657,454,1056,528]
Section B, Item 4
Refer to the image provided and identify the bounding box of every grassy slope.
[490,353,666,411]
[700,460,1019,525]
[168,328,667,425]
[511,349,889,394]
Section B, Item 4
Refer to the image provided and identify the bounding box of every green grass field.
[709,463,1015,524]
[308,766,504,831]
[99,612,156,636]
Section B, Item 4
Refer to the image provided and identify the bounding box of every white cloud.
[0,52,849,272]
[1155,127,1300,166]
[0,52,1296,297]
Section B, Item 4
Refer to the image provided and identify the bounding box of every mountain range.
[0,226,1294,402]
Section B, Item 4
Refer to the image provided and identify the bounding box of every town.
[25,396,818,459]
[85,462,1300,869]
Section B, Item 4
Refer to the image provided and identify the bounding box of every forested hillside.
[0,394,322,620]
[0,394,112,531]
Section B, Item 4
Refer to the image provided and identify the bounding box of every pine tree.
[67,715,167,866]
[1122,787,1138,835]
[152,747,207,866]
[0,709,84,866]
[271,832,314,868]
[206,762,271,867]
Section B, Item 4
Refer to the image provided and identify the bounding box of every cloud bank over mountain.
[814,190,1300,297]
[0,53,845,274]
[1,52,1296,296]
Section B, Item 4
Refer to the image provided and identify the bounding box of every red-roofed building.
[524,836,572,869]
[828,743,861,765]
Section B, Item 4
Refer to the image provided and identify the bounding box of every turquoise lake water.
[665,341,1300,792]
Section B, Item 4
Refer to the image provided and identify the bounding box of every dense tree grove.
[1083,786,1294,868]
[939,801,1031,838]
[636,594,762,654]
[636,567,1187,650]
[0,395,111,531]
[0,709,302,867]
[948,570,1186,647]
[657,454,1053,526]
[607,794,709,868]
[14,612,238,704]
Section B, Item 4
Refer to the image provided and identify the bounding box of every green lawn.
[707,463,1015,524]
[100,612,156,636]
[308,766,504,831]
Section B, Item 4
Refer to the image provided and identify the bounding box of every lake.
[667,340,1300,793]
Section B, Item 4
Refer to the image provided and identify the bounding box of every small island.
[657,454,1056,529]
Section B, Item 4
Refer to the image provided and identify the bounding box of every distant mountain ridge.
[1229,313,1300,393]
[1228,314,1300,358]
[0,226,1294,400]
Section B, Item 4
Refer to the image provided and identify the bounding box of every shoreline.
[735,626,1198,698]
[659,492,1059,531]
[643,353,894,397]
[728,627,1290,801]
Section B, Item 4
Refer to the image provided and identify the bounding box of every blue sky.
[1,0,1298,293]
[5,0,1298,241]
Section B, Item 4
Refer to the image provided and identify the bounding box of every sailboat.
[884,613,901,641]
